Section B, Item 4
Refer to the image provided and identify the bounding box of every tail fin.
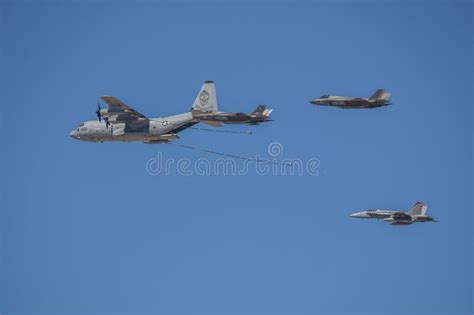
[369,89,391,101]
[408,202,428,215]
[251,105,273,117]
[191,81,218,114]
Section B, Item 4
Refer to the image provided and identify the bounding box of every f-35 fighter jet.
[350,202,437,225]
[310,89,391,109]
[191,81,273,127]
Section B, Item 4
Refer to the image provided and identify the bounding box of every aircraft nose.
[69,130,77,139]
[349,213,359,218]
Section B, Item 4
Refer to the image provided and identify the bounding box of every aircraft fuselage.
[350,210,435,225]
[194,112,270,125]
[350,210,395,219]
[310,98,390,109]
[69,112,196,143]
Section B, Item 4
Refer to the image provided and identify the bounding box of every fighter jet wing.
[349,97,368,104]
[202,121,223,127]
[100,96,149,124]
[391,212,412,220]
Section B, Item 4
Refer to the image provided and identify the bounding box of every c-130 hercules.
[69,81,273,144]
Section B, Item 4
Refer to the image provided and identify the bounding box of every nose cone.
[310,99,324,105]
[69,130,78,139]
[350,212,367,218]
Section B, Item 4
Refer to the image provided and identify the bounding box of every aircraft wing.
[350,97,368,103]
[100,96,149,123]
[391,212,412,220]
[202,121,223,127]
[168,121,199,134]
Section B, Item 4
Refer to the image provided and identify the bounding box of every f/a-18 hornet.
[69,82,220,144]
[310,89,391,109]
[350,202,437,225]
[191,82,272,127]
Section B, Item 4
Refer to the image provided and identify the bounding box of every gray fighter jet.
[350,202,437,225]
[191,82,273,127]
[310,89,391,109]
[69,82,216,144]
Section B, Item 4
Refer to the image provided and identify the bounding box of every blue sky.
[1,1,472,314]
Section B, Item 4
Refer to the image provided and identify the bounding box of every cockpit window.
[320,95,329,99]
[79,123,85,127]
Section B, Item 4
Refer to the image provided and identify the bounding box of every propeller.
[95,102,102,122]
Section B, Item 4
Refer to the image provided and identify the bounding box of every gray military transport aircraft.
[350,202,437,225]
[191,82,273,127]
[69,81,219,144]
[310,89,391,109]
